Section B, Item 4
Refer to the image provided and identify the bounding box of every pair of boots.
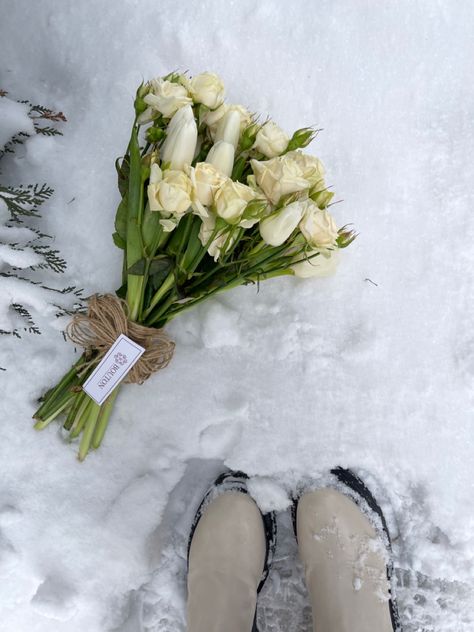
[187,468,401,632]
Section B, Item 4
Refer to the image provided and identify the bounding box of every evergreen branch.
[0,93,69,345]
[0,132,31,158]
[11,303,41,335]
[34,125,62,137]
[29,104,67,122]
[30,244,67,273]
[0,183,54,220]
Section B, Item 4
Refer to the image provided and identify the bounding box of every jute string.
[66,294,175,384]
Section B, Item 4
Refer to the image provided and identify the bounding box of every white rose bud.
[299,204,339,249]
[149,162,162,185]
[206,140,235,177]
[214,179,256,224]
[188,72,225,109]
[251,156,308,204]
[147,169,192,231]
[254,121,289,158]
[259,200,307,247]
[198,214,237,261]
[144,78,192,118]
[161,105,198,170]
[187,162,227,212]
[292,248,340,278]
[137,107,155,125]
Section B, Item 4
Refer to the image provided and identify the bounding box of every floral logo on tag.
[114,352,128,366]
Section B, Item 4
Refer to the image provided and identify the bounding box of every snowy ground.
[1,1,474,630]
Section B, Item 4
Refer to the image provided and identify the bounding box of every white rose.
[292,248,340,278]
[187,162,227,213]
[299,204,339,249]
[202,104,252,139]
[254,121,289,158]
[188,72,225,109]
[161,105,198,170]
[144,79,192,118]
[147,168,192,224]
[206,140,235,177]
[286,150,325,188]
[259,200,307,246]
[250,155,308,204]
[214,179,256,225]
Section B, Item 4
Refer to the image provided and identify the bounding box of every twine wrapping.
[66,294,175,384]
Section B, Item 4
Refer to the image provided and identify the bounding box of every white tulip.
[214,179,256,224]
[255,121,289,158]
[259,200,307,246]
[292,248,340,278]
[188,72,225,109]
[144,78,192,118]
[215,110,241,149]
[299,204,339,248]
[202,104,252,139]
[161,105,198,170]
[206,140,235,177]
[251,156,308,204]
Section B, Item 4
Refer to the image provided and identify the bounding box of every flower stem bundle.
[33,71,355,460]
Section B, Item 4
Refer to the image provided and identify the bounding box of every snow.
[0,97,34,149]
[1,1,474,630]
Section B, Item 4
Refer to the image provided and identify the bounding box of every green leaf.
[149,256,174,291]
[112,232,126,249]
[114,195,128,241]
[149,256,173,276]
[115,284,127,299]
[127,258,147,275]
[115,155,130,198]
[142,205,163,253]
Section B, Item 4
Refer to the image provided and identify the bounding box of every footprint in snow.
[199,419,243,459]
[0,533,19,576]
[30,575,77,621]
[0,503,22,526]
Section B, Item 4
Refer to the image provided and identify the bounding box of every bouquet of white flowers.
[33,71,355,460]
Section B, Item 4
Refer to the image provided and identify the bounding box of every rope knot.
[66,294,175,384]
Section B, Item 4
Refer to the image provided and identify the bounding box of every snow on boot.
[187,471,276,632]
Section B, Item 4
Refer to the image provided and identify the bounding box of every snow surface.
[0,98,34,149]
[1,1,474,630]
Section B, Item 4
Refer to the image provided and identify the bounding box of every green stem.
[145,290,178,326]
[34,356,85,420]
[161,277,244,324]
[69,395,93,439]
[91,387,120,449]
[34,391,76,430]
[126,125,146,321]
[78,401,102,461]
[142,270,175,318]
[64,390,86,431]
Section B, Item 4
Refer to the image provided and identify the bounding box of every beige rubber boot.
[297,488,394,632]
[187,491,266,632]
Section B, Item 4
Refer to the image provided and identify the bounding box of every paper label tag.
[83,334,145,405]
